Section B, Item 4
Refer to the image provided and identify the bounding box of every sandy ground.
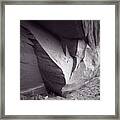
[21,76,100,100]
[45,77,100,100]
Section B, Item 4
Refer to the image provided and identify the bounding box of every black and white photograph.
[2,2,117,117]
[20,20,100,100]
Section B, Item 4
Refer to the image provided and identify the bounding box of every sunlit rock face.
[21,21,74,95]
[62,44,100,93]
[66,40,87,84]
[62,20,100,93]
[20,20,100,97]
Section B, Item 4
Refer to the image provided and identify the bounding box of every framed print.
[0,0,120,119]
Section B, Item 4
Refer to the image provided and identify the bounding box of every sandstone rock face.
[21,21,73,85]
[82,20,100,80]
[36,20,85,40]
[66,39,87,85]
[82,20,100,50]
[20,20,100,99]
[20,26,45,94]
[84,45,100,79]
[31,38,66,95]
[62,45,100,93]
[21,21,77,96]
[62,20,100,94]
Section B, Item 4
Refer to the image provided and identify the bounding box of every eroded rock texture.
[20,26,48,97]
[20,26,43,91]
[62,20,100,95]
[20,20,100,100]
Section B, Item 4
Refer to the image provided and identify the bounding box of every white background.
[5,5,115,115]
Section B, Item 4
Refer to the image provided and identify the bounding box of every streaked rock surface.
[20,26,45,93]
[20,20,100,100]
